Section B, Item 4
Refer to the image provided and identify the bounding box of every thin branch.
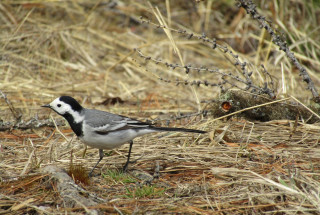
[236,0,320,102]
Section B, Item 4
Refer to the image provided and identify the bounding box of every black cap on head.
[59,96,83,112]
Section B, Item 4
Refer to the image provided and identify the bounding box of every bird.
[42,96,206,176]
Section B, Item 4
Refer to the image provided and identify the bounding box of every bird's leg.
[122,140,134,172]
[89,149,104,177]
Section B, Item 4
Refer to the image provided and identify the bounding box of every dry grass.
[1,0,320,214]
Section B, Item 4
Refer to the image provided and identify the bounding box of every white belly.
[80,123,156,149]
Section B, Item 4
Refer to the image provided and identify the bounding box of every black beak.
[41,104,51,108]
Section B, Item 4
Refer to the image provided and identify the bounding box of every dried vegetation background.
[1,0,320,214]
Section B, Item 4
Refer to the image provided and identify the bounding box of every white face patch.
[49,97,84,123]
[49,98,71,115]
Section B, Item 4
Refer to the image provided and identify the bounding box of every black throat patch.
[63,112,83,137]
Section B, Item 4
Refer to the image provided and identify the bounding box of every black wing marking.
[94,121,153,135]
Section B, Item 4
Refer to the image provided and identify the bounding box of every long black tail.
[152,126,206,134]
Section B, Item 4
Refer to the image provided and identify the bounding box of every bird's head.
[42,96,83,116]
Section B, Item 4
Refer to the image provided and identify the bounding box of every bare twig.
[0,118,65,131]
[236,0,320,102]
[0,90,22,121]
[137,16,276,98]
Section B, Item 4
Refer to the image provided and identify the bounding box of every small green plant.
[102,169,136,184]
[125,185,166,199]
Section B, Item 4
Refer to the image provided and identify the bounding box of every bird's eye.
[57,104,61,107]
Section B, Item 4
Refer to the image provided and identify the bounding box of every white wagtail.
[42,96,206,176]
